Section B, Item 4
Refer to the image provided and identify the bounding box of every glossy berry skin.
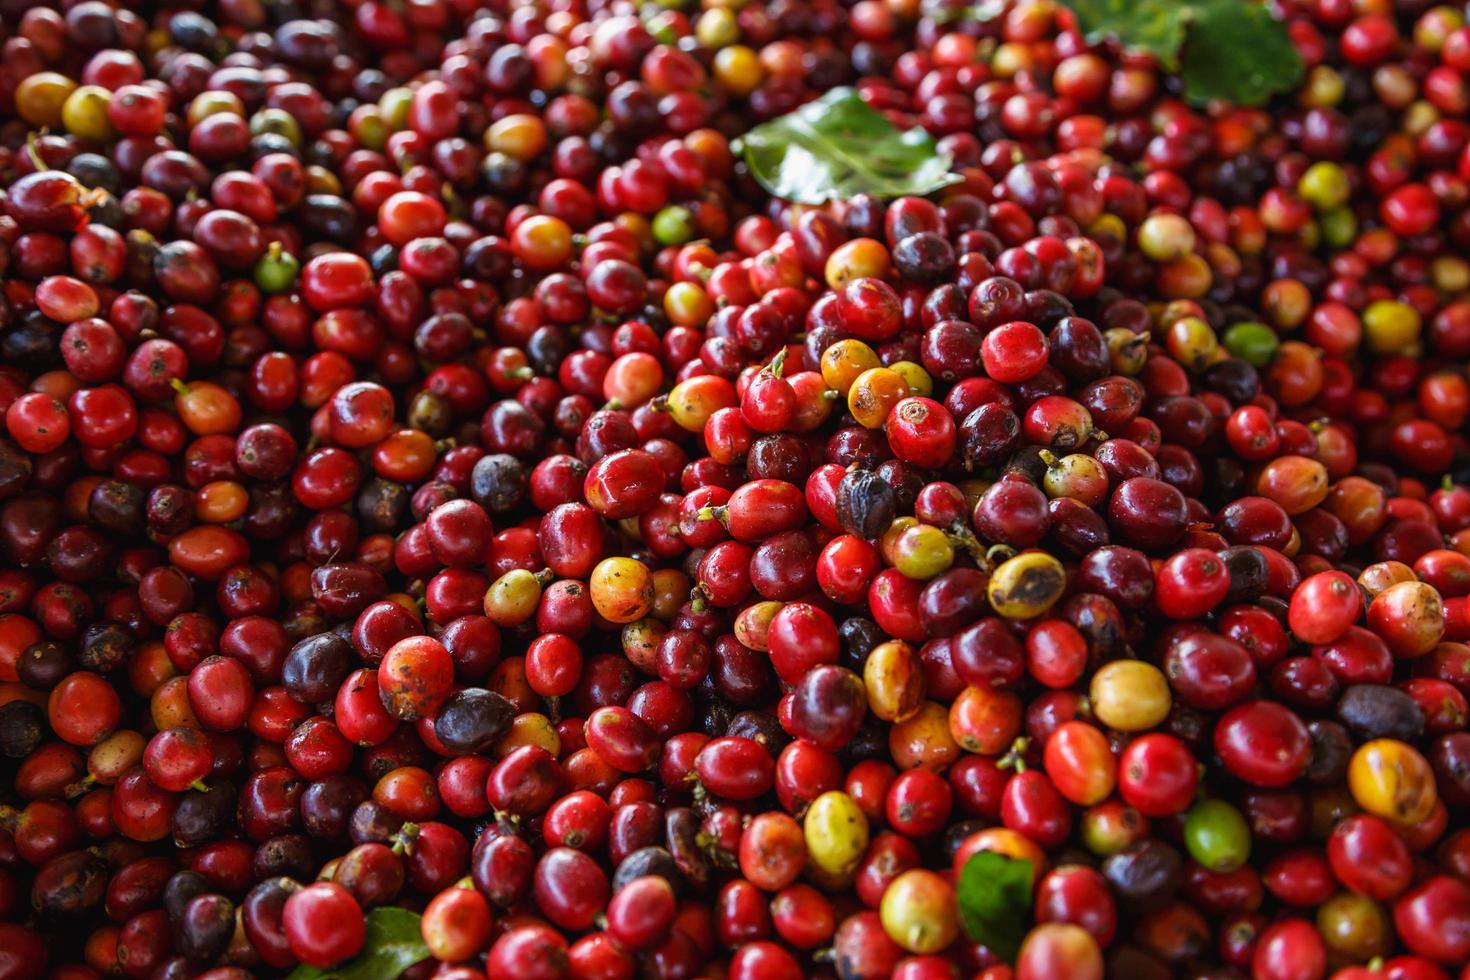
[1164,633,1256,712]
[1017,923,1103,980]
[1154,549,1229,619]
[1393,876,1470,964]
[142,727,213,792]
[1252,919,1326,980]
[1107,478,1187,553]
[421,886,493,964]
[1034,866,1116,948]
[378,636,453,720]
[584,450,665,519]
[696,737,776,800]
[533,847,609,932]
[982,322,1048,383]
[1043,722,1116,807]
[606,875,675,951]
[1118,734,1199,817]
[885,398,956,468]
[1288,570,1362,644]
[487,924,569,980]
[1215,702,1312,788]
[1,4,1470,976]
[282,883,365,968]
[1327,814,1413,901]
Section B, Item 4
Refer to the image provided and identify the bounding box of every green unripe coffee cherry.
[1184,799,1252,873]
[652,205,696,246]
[254,242,300,294]
[1222,321,1279,367]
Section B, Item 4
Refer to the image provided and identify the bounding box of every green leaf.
[737,87,964,205]
[956,851,1034,963]
[286,908,429,980]
[1179,0,1304,105]
[1057,0,1188,68]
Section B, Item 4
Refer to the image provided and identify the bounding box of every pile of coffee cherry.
[3,0,1470,978]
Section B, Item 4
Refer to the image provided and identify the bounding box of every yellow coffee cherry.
[663,280,714,329]
[863,641,924,723]
[889,524,954,581]
[1090,660,1172,732]
[1137,213,1196,263]
[825,238,891,289]
[880,870,959,955]
[733,601,783,652]
[1298,161,1351,210]
[1362,299,1422,354]
[988,552,1066,620]
[847,368,908,429]
[484,569,545,627]
[695,8,739,48]
[804,791,868,877]
[589,557,654,624]
[378,88,412,130]
[664,375,735,432]
[1349,739,1438,826]
[1317,892,1391,962]
[61,85,113,141]
[1105,327,1149,375]
[485,113,548,161]
[188,91,245,126]
[713,45,762,95]
[889,360,933,396]
[1320,207,1357,249]
[1165,316,1219,371]
[494,712,560,758]
[1088,213,1127,243]
[16,72,78,128]
[1298,65,1345,108]
[821,339,881,396]
[1357,561,1417,599]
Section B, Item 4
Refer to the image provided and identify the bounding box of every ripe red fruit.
[421,886,493,963]
[1288,570,1363,644]
[3,4,1470,974]
[1215,701,1312,788]
[885,397,957,468]
[282,883,366,968]
[981,322,1049,383]
[1252,919,1326,980]
[606,876,676,950]
[695,736,776,800]
[378,636,454,720]
[1117,734,1199,817]
[1154,548,1230,619]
